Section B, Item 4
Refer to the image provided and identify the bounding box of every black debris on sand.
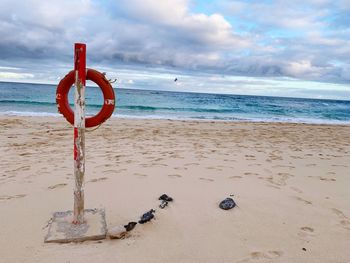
[219,197,236,210]
[139,209,156,224]
[159,194,173,209]
[159,194,173,202]
[159,200,168,209]
[124,222,137,231]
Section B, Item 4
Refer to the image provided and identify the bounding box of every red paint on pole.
[73,43,86,163]
[74,43,86,86]
[74,127,78,161]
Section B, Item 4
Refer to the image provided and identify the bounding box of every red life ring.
[56,68,115,128]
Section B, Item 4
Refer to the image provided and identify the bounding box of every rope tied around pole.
[85,123,102,132]
[102,72,118,84]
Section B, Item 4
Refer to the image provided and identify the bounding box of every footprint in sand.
[206,166,221,171]
[266,172,293,186]
[48,183,67,189]
[244,172,259,176]
[332,208,350,230]
[102,169,117,174]
[291,156,303,159]
[269,155,283,161]
[272,165,295,169]
[290,186,303,194]
[308,176,336,182]
[300,226,314,232]
[319,177,336,182]
[140,163,152,167]
[248,163,262,167]
[266,184,281,190]
[168,174,182,178]
[305,163,317,167]
[13,165,31,172]
[298,226,315,240]
[331,164,347,168]
[174,167,188,171]
[199,177,214,182]
[237,250,283,262]
[245,154,256,160]
[114,168,127,173]
[0,194,26,201]
[133,173,147,177]
[88,177,109,183]
[294,196,312,205]
[151,163,168,167]
[184,163,199,167]
[229,175,242,179]
[251,251,283,259]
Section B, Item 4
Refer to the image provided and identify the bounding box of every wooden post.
[73,43,86,224]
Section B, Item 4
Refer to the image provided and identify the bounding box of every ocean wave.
[0,99,56,106]
[118,105,243,113]
[0,99,102,109]
[0,100,251,114]
[1,110,350,125]
[0,111,60,117]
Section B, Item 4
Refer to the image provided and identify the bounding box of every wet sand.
[0,116,350,262]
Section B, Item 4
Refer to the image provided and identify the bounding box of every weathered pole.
[73,43,86,224]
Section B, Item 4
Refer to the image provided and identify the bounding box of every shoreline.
[1,116,350,262]
[1,113,350,126]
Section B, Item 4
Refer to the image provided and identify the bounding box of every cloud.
[0,71,34,79]
[0,0,349,96]
[116,0,189,25]
[119,0,248,47]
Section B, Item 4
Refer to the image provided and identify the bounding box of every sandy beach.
[0,116,349,262]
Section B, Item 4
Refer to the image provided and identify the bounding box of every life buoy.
[56,68,115,128]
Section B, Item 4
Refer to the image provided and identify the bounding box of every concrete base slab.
[45,208,107,243]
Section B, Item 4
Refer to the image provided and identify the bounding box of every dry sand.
[0,116,349,262]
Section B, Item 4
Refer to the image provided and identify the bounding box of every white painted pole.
[73,43,86,224]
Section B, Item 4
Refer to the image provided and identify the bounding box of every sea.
[1,81,350,124]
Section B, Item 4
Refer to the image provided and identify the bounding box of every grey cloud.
[0,0,349,85]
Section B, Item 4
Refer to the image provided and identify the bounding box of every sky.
[0,0,349,99]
